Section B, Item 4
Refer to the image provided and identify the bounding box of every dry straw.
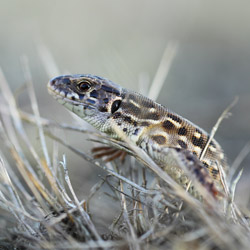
[0,45,249,249]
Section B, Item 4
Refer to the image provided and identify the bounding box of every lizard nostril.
[50,79,56,86]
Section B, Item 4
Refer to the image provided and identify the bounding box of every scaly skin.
[47,74,228,198]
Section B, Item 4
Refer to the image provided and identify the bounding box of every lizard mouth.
[47,80,77,99]
[47,80,96,110]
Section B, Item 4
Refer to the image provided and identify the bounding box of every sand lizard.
[47,74,228,198]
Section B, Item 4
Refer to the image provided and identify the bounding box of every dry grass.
[0,49,250,249]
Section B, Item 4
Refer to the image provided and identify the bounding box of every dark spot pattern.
[57,87,65,93]
[62,78,71,85]
[122,102,141,115]
[140,121,150,127]
[123,128,127,132]
[124,116,132,124]
[101,85,120,95]
[195,128,203,134]
[209,140,216,148]
[112,112,121,119]
[90,90,98,98]
[133,128,139,135]
[178,140,187,149]
[186,155,195,162]
[103,98,109,104]
[192,151,198,156]
[162,120,175,130]
[128,94,137,102]
[99,106,108,112]
[198,175,205,185]
[193,168,200,177]
[202,161,209,168]
[87,99,95,104]
[79,94,85,100]
[152,135,166,145]
[178,127,187,136]
[192,136,204,147]
[140,99,155,108]
[167,113,182,123]
[211,169,219,175]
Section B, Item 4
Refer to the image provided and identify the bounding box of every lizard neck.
[109,89,166,142]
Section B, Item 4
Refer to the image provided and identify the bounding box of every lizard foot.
[91,146,127,163]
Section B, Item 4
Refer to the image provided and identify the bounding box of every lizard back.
[117,90,227,184]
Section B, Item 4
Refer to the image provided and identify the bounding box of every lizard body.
[47,74,228,197]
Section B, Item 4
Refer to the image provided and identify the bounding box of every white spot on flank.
[212,163,218,170]
[209,145,217,152]
[194,132,201,138]
[179,136,188,143]
[193,146,202,154]
[149,107,156,112]
[219,153,224,159]
[167,118,181,128]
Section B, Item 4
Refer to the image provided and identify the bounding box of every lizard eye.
[78,81,91,92]
[111,100,121,114]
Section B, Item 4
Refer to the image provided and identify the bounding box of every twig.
[148,41,178,101]
[120,180,141,250]
[200,97,238,161]
[228,141,250,184]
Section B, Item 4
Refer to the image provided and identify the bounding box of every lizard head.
[47,74,125,134]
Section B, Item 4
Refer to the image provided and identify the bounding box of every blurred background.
[0,0,250,209]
